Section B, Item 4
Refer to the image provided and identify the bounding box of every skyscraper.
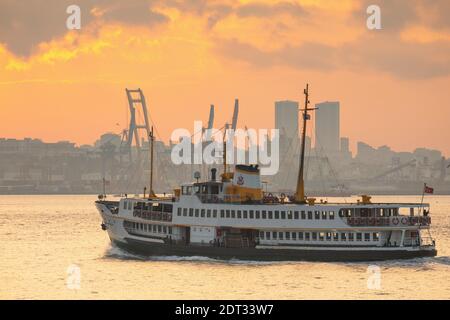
[315,101,340,153]
[275,100,299,141]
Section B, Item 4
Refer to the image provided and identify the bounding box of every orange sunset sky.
[0,0,449,156]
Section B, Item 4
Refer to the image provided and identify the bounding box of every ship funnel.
[211,168,217,181]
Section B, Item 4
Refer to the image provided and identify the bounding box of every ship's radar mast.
[295,84,316,203]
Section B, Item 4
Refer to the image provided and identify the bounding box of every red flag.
[424,185,434,194]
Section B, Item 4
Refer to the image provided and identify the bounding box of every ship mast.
[295,84,316,203]
[149,126,156,198]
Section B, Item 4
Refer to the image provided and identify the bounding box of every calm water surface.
[1,195,449,299]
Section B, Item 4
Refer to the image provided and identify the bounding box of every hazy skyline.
[1,0,449,156]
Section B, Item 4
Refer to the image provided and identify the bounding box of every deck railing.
[346,215,431,227]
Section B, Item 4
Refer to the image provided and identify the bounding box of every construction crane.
[222,99,239,177]
[369,159,417,181]
[203,105,215,141]
[120,88,152,162]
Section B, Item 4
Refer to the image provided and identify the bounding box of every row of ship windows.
[177,208,336,220]
[259,231,380,242]
[123,221,173,235]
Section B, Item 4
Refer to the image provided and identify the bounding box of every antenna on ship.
[295,84,316,203]
[149,126,156,198]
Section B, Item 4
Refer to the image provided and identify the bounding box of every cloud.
[0,0,167,56]
[236,2,307,18]
[216,39,335,70]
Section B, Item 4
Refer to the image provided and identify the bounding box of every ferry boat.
[95,85,437,262]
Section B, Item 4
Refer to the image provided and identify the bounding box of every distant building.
[315,101,340,154]
[340,137,350,153]
[275,101,299,141]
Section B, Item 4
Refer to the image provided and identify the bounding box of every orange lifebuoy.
[401,217,408,225]
[392,217,399,225]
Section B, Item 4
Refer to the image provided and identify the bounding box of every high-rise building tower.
[315,101,340,153]
[275,101,299,141]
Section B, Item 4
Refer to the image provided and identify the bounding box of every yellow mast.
[149,126,156,198]
[295,84,316,203]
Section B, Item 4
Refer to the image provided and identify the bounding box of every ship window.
[292,232,297,240]
[231,210,236,218]
[201,209,205,217]
[349,233,354,241]
[373,232,380,241]
[333,232,339,241]
[360,208,369,217]
[260,231,264,239]
[314,211,320,220]
[189,208,194,217]
[144,224,148,232]
[194,185,200,194]
[128,202,133,210]
[256,211,260,219]
[305,232,310,241]
[226,210,230,218]
[279,232,284,240]
[169,227,172,234]
[301,211,306,219]
[195,209,199,217]
[356,233,362,241]
[262,210,267,219]
[319,232,325,241]
[202,185,208,194]
[312,232,317,241]
[275,211,280,219]
[285,232,290,240]
[207,209,211,218]
[211,185,219,194]
[268,211,273,219]
[183,208,187,216]
[329,211,335,220]
[307,211,313,220]
[220,210,225,218]
[287,211,293,219]
[163,226,167,233]
[123,201,127,210]
[338,209,344,218]
[393,208,399,216]
[364,233,370,242]
[341,233,347,241]
[158,225,162,233]
[299,232,304,240]
[272,232,277,239]
[243,210,248,219]
[153,225,157,232]
[250,210,254,219]
[326,232,332,241]
[177,208,181,216]
[266,232,271,239]
[281,211,286,219]
[237,210,242,219]
[213,209,217,218]
[321,211,327,220]
[294,211,299,219]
